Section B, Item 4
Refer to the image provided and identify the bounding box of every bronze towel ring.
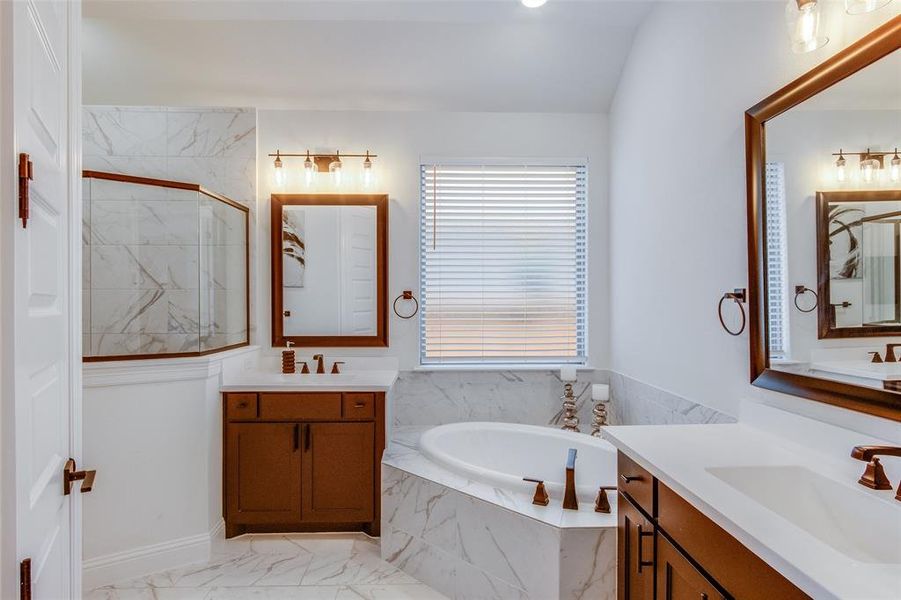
[793,285,818,313]
[718,288,747,336]
[393,290,419,319]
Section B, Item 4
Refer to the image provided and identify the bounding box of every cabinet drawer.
[343,393,375,419]
[226,393,258,420]
[618,451,655,517]
[259,393,342,420]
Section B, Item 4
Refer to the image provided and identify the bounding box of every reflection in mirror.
[763,48,900,393]
[282,205,378,336]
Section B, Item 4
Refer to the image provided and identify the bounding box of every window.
[419,162,587,365]
[765,162,789,360]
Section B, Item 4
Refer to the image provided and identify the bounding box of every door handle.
[293,423,299,451]
[636,524,654,573]
[304,424,311,452]
[63,458,96,495]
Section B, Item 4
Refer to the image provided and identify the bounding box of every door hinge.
[19,558,31,600]
[18,152,33,228]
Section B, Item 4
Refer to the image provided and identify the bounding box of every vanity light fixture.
[785,0,828,54]
[835,150,847,183]
[362,151,374,188]
[329,151,343,186]
[844,0,893,14]
[891,149,900,183]
[267,150,378,189]
[521,0,547,7]
[273,150,285,187]
[303,150,315,187]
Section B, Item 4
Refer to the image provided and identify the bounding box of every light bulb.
[891,150,900,183]
[844,0,892,14]
[521,0,547,7]
[329,152,343,187]
[362,151,373,188]
[786,0,828,54]
[273,151,285,188]
[835,151,847,183]
[303,151,315,187]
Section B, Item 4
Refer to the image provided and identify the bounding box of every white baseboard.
[83,519,224,591]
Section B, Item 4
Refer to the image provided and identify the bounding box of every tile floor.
[86,533,449,599]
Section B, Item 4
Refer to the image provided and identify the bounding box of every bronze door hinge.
[63,458,96,495]
[18,153,33,228]
[20,558,31,600]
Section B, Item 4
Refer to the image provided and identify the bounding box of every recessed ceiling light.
[521,0,547,8]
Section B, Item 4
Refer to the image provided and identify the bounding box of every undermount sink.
[707,465,901,565]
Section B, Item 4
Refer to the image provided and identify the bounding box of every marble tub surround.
[601,400,901,600]
[382,462,615,600]
[391,370,607,429]
[86,532,448,600]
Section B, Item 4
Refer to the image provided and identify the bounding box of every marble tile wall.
[390,369,734,430]
[83,106,255,357]
[381,465,615,600]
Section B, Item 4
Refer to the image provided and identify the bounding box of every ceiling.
[82,0,655,112]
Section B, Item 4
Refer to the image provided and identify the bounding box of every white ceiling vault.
[82,0,655,112]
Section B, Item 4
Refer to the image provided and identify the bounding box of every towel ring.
[718,288,747,337]
[393,290,419,319]
[793,285,818,313]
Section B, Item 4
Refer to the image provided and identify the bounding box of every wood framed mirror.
[746,16,901,421]
[817,190,901,339]
[271,194,388,347]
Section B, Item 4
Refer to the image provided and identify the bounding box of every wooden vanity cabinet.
[616,451,809,600]
[223,391,385,538]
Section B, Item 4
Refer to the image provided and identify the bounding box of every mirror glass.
[281,204,378,337]
[763,48,901,392]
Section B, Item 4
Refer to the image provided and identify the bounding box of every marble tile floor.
[86,533,449,600]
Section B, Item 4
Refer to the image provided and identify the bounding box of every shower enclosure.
[82,171,249,360]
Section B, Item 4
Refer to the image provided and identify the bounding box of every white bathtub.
[419,422,618,502]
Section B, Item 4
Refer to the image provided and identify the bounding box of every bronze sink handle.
[523,477,550,506]
[594,486,617,513]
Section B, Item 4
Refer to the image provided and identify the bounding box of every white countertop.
[220,369,399,392]
[601,408,901,600]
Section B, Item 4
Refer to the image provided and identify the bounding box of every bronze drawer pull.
[637,524,654,572]
[304,423,311,451]
[621,474,643,483]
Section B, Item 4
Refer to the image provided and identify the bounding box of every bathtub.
[419,421,617,502]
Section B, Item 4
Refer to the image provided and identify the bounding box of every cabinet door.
[619,493,656,600]
[226,423,302,524]
[656,534,726,600]
[303,422,375,522]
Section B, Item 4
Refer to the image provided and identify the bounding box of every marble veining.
[83,106,253,357]
[86,533,447,600]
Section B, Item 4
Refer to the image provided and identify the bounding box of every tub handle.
[523,477,549,506]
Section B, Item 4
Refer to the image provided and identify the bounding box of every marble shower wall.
[82,106,255,357]
[390,370,734,429]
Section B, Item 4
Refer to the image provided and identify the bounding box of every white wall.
[609,1,900,421]
[257,110,610,370]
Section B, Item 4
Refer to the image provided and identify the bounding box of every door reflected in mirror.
[272,195,388,347]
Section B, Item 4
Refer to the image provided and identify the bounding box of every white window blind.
[765,162,789,360]
[419,163,587,365]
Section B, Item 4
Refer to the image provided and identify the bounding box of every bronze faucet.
[885,345,901,362]
[312,354,325,374]
[851,445,901,501]
[563,448,579,510]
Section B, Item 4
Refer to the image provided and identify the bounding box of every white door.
[5,1,82,598]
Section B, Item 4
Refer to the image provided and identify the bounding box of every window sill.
[414,364,594,372]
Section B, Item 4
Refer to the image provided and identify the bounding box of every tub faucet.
[563,448,578,510]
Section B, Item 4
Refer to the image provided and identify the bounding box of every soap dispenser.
[281,341,296,374]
